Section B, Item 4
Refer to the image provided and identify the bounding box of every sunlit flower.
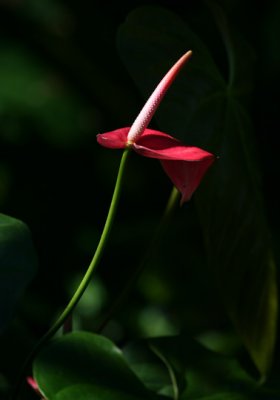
[97,51,215,204]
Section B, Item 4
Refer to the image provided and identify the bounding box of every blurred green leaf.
[0,373,9,398]
[33,332,160,399]
[117,5,277,378]
[124,336,255,399]
[0,213,37,331]
[189,394,249,400]
[0,46,96,147]
[53,384,154,400]
[0,165,11,207]
[19,0,69,33]
[262,0,280,75]
[124,340,185,398]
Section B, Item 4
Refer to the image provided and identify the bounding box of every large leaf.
[190,394,248,400]
[33,331,161,400]
[0,213,37,331]
[123,340,186,398]
[117,5,277,378]
[123,336,255,399]
[53,384,154,400]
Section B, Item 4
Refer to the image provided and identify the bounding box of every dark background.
[0,0,279,391]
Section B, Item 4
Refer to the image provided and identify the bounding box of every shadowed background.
[0,0,279,397]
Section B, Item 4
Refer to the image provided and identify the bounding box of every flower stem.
[97,185,180,333]
[12,148,131,399]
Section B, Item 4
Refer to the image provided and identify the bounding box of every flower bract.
[97,51,215,204]
[97,127,214,203]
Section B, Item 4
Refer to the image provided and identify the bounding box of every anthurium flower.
[97,51,215,204]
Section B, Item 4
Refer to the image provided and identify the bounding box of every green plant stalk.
[12,148,131,399]
[149,344,179,400]
[97,185,180,332]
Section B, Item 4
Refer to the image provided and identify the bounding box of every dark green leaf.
[117,6,225,144]
[117,5,277,378]
[33,332,159,399]
[0,213,37,331]
[53,384,154,400]
[0,373,9,399]
[124,336,255,399]
[189,393,249,400]
[123,340,186,398]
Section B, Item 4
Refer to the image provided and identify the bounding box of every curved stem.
[149,344,179,400]
[12,148,131,399]
[97,186,180,333]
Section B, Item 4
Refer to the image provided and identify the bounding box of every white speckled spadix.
[126,50,192,144]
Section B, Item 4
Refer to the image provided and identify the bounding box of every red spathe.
[97,127,215,204]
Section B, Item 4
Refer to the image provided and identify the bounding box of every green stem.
[149,344,179,400]
[12,148,131,399]
[97,186,180,333]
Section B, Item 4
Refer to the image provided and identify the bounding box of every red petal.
[96,127,130,149]
[133,129,215,203]
[161,158,214,204]
[133,129,212,161]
